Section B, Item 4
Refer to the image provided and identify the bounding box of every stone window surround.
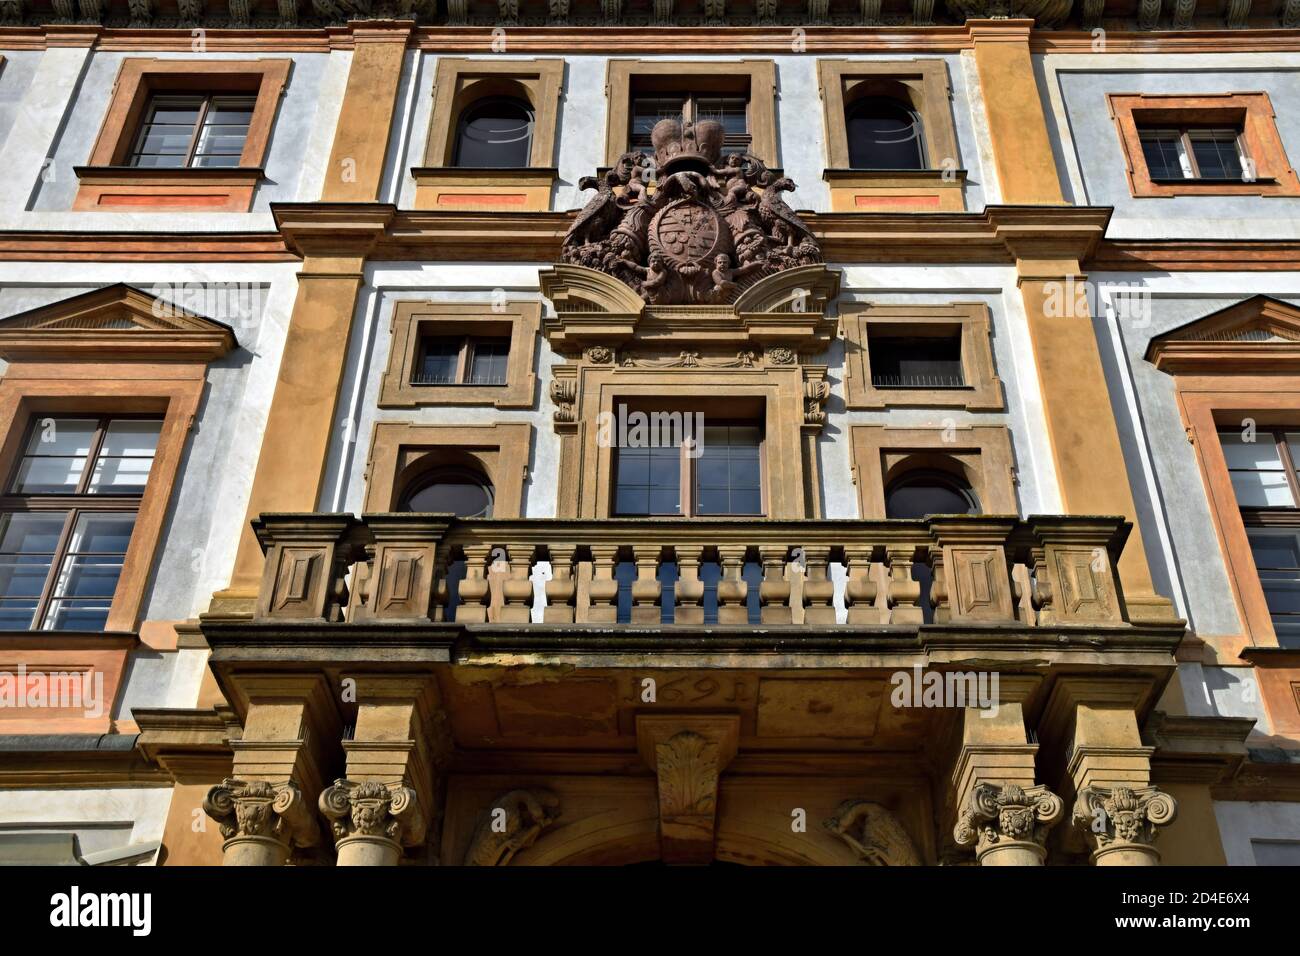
[379,301,540,409]
[840,302,1004,412]
[363,421,532,517]
[556,363,819,521]
[849,423,1017,520]
[817,58,964,212]
[74,58,292,213]
[603,60,778,167]
[413,57,565,212]
[1107,92,1300,198]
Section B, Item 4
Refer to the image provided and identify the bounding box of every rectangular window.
[1138,125,1247,182]
[129,94,256,169]
[869,334,965,389]
[614,420,763,517]
[411,335,510,387]
[1218,427,1300,644]
[0,416,161,631]
[629,92,750,156]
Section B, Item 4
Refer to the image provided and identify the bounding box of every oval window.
[400,469,494,518]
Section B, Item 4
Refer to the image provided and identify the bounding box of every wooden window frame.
[628,91,752,156]
[817,59,965,212]
[1108,92,1300,198]
[74,58,290,212]
[849,424,1017,520]
[413,57,564,212]
[363,422,531,517]
[841,302,1004,412]
[612,418,767,518]
[379,301,540,409]
[125,92,258,169]
[0,414,161,632]
[411,333,510,387]
[604,60,778,167]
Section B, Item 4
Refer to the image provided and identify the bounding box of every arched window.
[884,469,979,519]
[846,97,925,170]
[452,96,534,168]
[400,467,494,518]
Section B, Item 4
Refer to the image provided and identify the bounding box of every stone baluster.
[758,545,792,624]
[716,546,749,624]
[630,546,663,624]
[455,544,491,624]
[586,544,620,624]
[543,544,577,623]
[431,550,450,622]
[498,547,534,624]
[801,546,836,625]
[844,545,879,625]
[675,547,706,625]
[885,546,922,625]
[1029,544,1053,625]
[927,542,949,624]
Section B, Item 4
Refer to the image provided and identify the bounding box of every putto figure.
[561,116,823,305]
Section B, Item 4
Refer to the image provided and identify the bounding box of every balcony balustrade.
[248,514,1135,630]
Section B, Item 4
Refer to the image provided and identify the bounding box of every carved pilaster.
[1223,0,1250,26]
[1137,0,1161,28]
[824,800,921,865]
[464,790,561,865]
[203,779,319,866]
[954,782,1063,866]
[1073,785,1177,865]
[319,780,425,866]
[1166,0,1195,28]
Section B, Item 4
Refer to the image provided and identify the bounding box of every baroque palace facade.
[0,0,1297,868]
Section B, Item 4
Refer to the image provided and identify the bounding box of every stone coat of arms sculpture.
[562,117,822,306]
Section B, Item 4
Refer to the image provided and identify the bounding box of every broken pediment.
[1145,295,1300,374]
[538,261,839,357]
[559,117,823,308]
[0,283,237,362]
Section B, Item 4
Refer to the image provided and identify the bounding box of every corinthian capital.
[954,782,1063,860]
[318,779,426,848]
[203,778,319,849]
[1073,785,1177,854]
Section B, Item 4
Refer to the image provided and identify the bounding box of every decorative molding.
[637,714,740,865]
[823,799,922,865]
[202,778,320,849]
[1145,295,1300,374]
[463,789,560,865]
[953,782,1063,860]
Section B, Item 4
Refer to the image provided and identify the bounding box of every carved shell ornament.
[562,117,822,306]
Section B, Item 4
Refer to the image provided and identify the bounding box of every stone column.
[949,676,1062,865]
[202,675,341,865]
[320,676,444,866]
[1041,678,1179,865]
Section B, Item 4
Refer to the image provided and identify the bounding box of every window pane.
[88,420,161,494]
[615,445,680,516]
[1139,129,1186,180]
[694,97,747,136]
[453,98,533,168]
[403,480,492,517]
[468,340,509,385]
[1219,431,1283,470]
[1248,529,1300,644]
[11,418,98,494]
[413,338,460,384]
[695,425,762,515]
[1189,129,1244,179]
[847,98,924,170]
[1229,470,1294,507]
[45,513,133,632]
[0,513,66,629]
[885,477,978,519]
[632,97,686,136]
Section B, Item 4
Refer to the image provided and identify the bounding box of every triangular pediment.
[0,284,236,362]
[1145,296,1300,373]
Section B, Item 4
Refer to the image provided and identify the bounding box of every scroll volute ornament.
[1072,785,1177,856]
[954,782,1063,860]
[562,117,822,306]
[203,778,320,849]
[319,779,427,848]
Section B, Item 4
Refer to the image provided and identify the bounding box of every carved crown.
[651,117,724,174]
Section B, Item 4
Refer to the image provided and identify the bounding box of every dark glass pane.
[468,339,509,385]
[695,97,747,136]
[615,445,680,516]
[1189,130,1244,179]
[1248,529,1300,570]
[870,335,964,388]
[1139,129,1184,180]
[414,338,460,384]
[885,475,978,519]
[693,425,762,515]
[403,479,492,517]
[12,418,96,494]
[453,97,533,168]
[632,96,686,137]
[44,599,111,632]
[847,98,924,170]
